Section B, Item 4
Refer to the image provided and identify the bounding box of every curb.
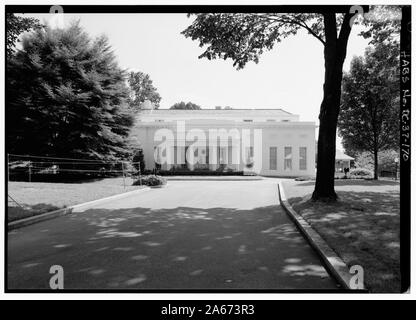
[8,187,151,231]
[277,181,366,291]
[166,177,263,181]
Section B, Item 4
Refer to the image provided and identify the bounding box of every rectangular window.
[299,147,307,170]
[270,147,277,170]
[284,147,292,170]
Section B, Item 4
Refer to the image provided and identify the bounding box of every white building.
[130,107,316,177]
[335,149,354,173]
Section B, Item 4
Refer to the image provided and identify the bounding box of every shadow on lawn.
[8,205,337,290]
[290,190,400,293]
[295,179,399,187]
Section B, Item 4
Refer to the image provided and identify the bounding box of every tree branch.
[257,14,325,45]
[296,19,326,46]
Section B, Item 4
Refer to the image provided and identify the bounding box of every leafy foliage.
[133,175,167,187]
[6,13,43,58]
[360,5,401,45]
[170,101,201,110]
[339,43,399,156]
[355,150,399,173]
[7,22,134,161]
[349,168,373,179]
[128,71,162,110]
[354,152,374,171]
[182,11,359,200]
[182,13,330,69]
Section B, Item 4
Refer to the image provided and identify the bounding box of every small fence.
[7,153,144,185]
[7,154,148,218]
[380,170,400,179]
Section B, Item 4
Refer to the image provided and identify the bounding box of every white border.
[1,0,414,300]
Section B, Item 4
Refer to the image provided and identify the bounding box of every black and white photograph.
[2,1,412,300]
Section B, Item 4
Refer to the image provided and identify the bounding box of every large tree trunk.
[312,12,352,201]
[312,62,343,201]
[373,147,379,180]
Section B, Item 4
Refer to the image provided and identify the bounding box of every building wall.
[130,110,316,177]
[260,126,315,177]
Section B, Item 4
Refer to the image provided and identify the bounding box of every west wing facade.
[130,109,316,177]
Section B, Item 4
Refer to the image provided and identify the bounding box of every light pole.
[394,157,399,180]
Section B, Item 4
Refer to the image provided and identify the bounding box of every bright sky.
[23,13,372,149]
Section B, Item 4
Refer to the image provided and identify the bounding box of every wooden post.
[122,161,126,189]
[28,161,32,183]
[138,163,142,186]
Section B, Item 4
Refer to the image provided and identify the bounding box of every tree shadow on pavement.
[8,204,338,290]
[295,179,399,187]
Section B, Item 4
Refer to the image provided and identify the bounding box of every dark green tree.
[7,22,134,161]
[6,13,42,58]
[128,71,162,110]
[132,149,146,173]
[338,43,399,179]
[170,101,202,110]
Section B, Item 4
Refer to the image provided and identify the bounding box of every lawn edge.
[8,187,151,231]
[277,181,367,291]
[165,176,263,181]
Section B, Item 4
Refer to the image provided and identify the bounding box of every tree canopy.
[338,42,399,179]
[128,71,162,110]
[182,10,360,200]
[7,22,134,161]
[182,13,331,69]
[6,13,42,58]
[170,101,202,110]
[182,7,401,199]
[359,5,401,45]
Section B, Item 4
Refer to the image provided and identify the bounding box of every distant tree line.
[170,101,201,110]
[128,71,161,110]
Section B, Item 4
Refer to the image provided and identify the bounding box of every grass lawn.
[7,177,143,222]
[282,179,400,293]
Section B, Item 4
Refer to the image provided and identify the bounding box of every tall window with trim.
[269,147,277,170]
[299,147,307,170]
[284,146,292,170]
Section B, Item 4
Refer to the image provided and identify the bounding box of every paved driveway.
[8,179,338,290]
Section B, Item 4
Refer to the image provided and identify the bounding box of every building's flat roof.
[336,149,354,160]
[139,108,295,116]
